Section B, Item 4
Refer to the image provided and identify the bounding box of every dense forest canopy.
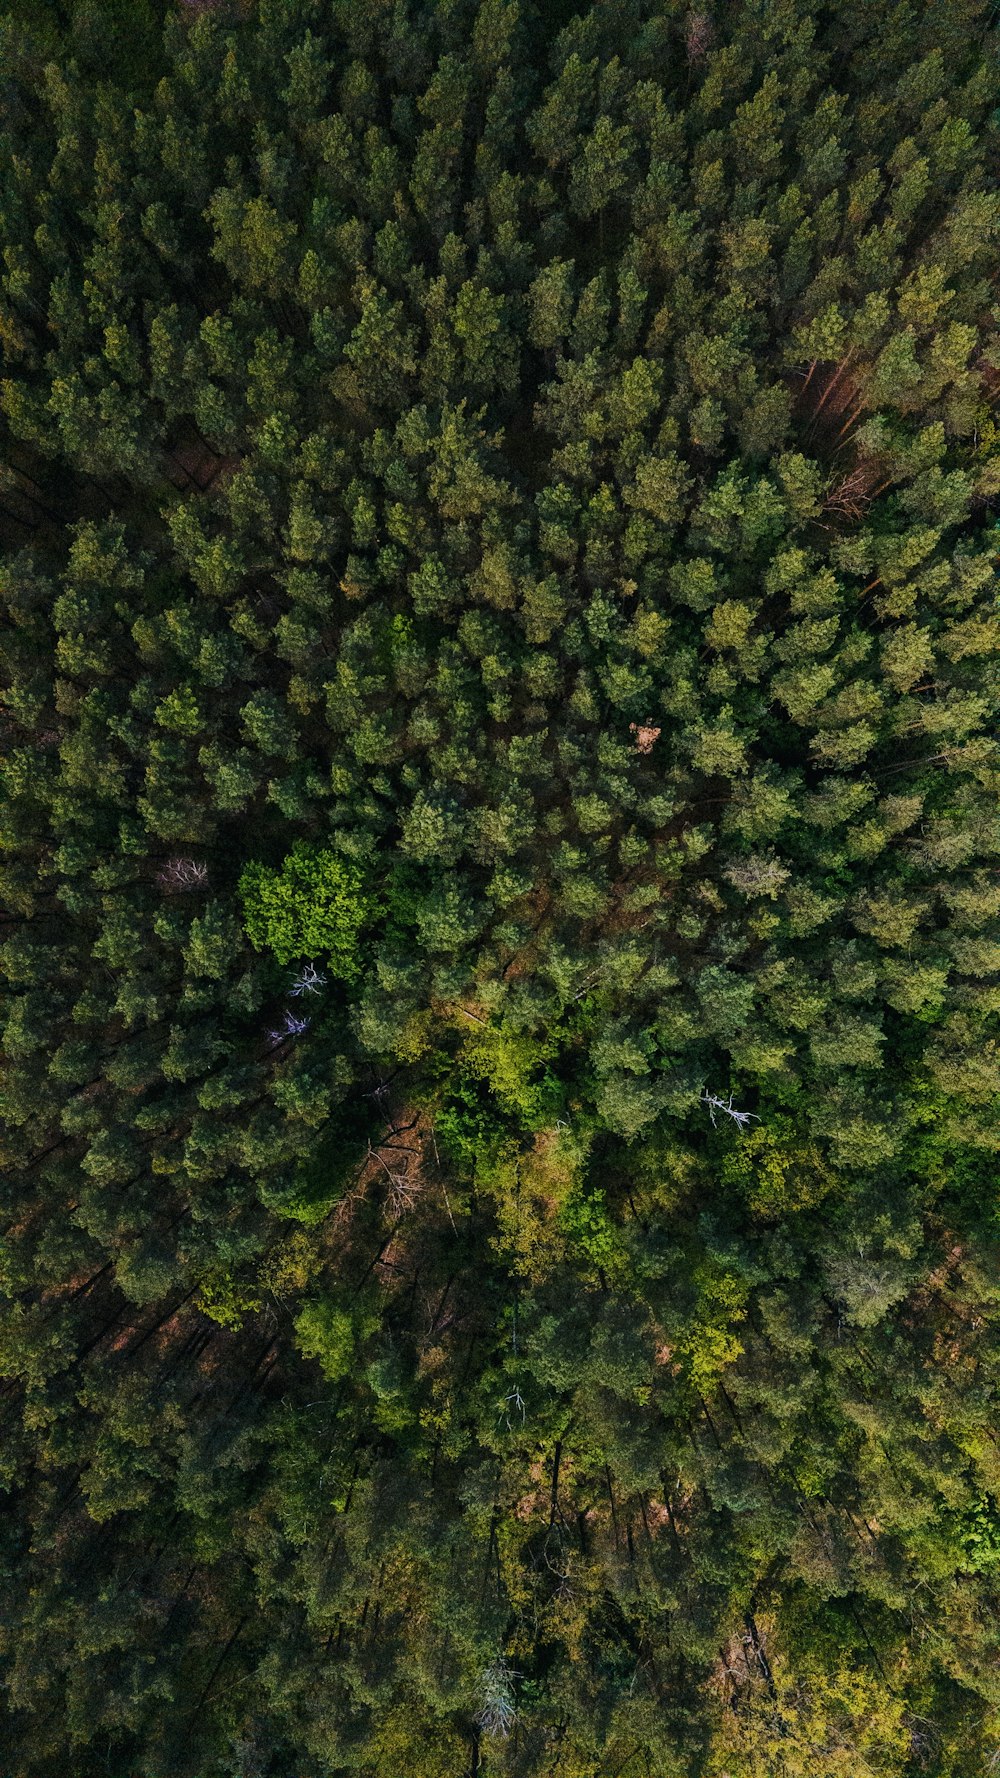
[2,0,1000,1772]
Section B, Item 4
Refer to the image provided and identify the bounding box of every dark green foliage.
[1,0,1000,1774]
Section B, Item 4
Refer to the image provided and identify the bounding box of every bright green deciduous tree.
[239,843,374,974]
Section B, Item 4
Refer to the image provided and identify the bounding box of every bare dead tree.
[630,720,662,755]
[366,1142,422,1218]
[685,11,714,60]
[157,857,209,893]
[289,962,326,997]
[266,1010,311,1046]
[722,854,791,899]
[476,1660,520,1739]
[498,1385,527,1431]
[701,1090,759,1132]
